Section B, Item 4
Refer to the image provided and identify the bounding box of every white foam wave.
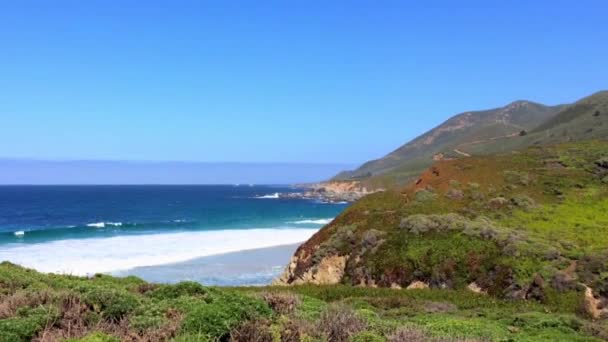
[86,222,122,228]
[0,228,317,276]
[288,218,334,225]
[14,231,25,237]
[256,193,280,199]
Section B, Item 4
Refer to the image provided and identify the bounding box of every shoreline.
[0,228,317,277]
[113,243,301,286]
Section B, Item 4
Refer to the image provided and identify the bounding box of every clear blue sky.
[1,0,607,164]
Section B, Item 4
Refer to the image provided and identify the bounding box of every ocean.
[0,185,347,285]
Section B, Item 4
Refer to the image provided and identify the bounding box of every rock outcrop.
[282,181,380,203]
[274,254,347,285]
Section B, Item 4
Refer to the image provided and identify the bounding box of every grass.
[280,140,608,339]
[0,263,605,341]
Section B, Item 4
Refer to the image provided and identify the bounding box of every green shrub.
[414,189,437,202]
[82,287,139,321]
[510,195,536,210]
[65,332,120,342]
[0,306,56,342]
[181,291,271,339]
[151,281,207,300]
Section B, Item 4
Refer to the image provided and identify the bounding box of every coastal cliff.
[276,140,608,318]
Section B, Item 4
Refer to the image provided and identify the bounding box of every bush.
[229,319,273,342]
[399,214,468,235]
[361,229,385,250]
[504,170,531,186]
[318,304,366,342]
[445,188,464,200]
[414,189,437,202]
[0,306,56,342]
[151,281,207,299]
[351,331,386,342]
[65,332,120,342]
[181,292,271,339]
[595,157,608,169]
[510,195,536,210]
[387,327,428,342]
[82,288,139,321]
[261,292,300,315]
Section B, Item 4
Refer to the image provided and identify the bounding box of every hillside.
[2,259,608,341]
[335,91,608,188]
[278,141,608,320]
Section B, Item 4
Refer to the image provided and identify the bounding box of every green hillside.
[280,140,608,337]
[335,91,608,188]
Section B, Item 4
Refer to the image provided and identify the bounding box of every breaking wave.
[0,228,318,276]
[288,218,334,225]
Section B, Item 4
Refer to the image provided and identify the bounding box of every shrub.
[82,288,139,321]
[261,292,300,315]
[181,292,271,339]
[387,327,428,342]
[361,229,385,249]
[595,157,608,169]
[0,290,54,319]
[510,195,536,210]
[229,319,273,342]
[399,214,467,234]
[414,189,437,202]
[351,331,386,342]
[445,188,464,200]
[0,306,56,342]
[65,332,120,342]
[504,170,531,186]
[488,197,508,209]
[151,281,207,299]
[318,304,366,342]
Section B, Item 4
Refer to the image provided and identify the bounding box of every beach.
[113,243,300,286]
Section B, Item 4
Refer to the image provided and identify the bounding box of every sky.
[1,0,607,166]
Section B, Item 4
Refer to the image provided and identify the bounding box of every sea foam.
[0,228,317,276]
[288,218,334,225]
[256,193,280,199]
[86,222,123,228]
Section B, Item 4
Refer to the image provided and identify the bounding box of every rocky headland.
[281,181,381,203]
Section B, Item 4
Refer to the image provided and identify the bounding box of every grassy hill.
[335,91,608,189]
[278,140,608,337]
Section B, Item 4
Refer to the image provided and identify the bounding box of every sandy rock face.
[467,282,486,294]
[274,254,347,285]
[406,281,430,290]
[583,285,608,319]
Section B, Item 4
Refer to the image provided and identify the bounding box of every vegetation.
[334,90,608,188]
[1,262,607,341]
[279,140,608,340]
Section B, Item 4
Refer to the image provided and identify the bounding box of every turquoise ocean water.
[0,185,347,285]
